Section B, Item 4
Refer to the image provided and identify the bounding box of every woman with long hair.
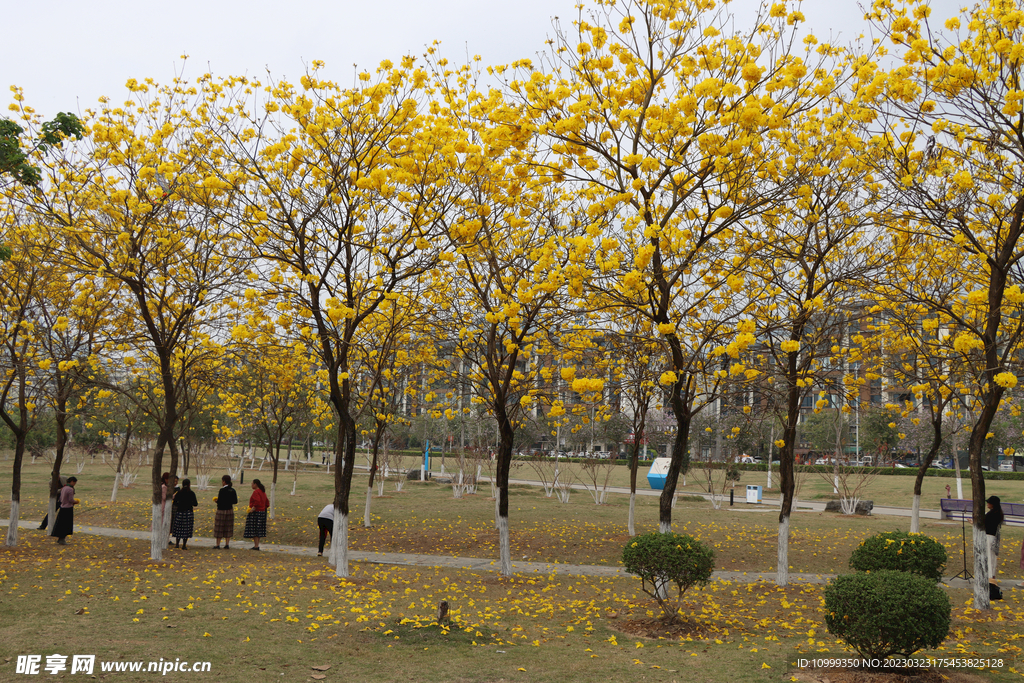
[213,474,238,549]
[171,478,198,550]
[243,479,269,550]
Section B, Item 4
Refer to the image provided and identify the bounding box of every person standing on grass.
[985,495,1004,583]
[316,503,334,557]
[50,476,78,545]
[171,479,198,550]
[213,474,238,549]
[244,479,269,550]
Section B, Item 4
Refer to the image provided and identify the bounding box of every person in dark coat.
[49,476,78,545]
[171,478,198,550]
[213,474,238,549]
[985,495,1004,583]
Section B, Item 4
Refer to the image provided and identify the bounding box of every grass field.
[1,456,1023,682]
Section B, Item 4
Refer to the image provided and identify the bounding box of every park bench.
[940,498,1024,526]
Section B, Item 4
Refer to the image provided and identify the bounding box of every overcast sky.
[3,0,964,116]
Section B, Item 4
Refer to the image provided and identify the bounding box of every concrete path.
[6,518,1016,592]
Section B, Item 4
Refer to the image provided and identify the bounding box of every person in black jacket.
[213,475,238,549]
[171,479,199,550]
[985,495,1004,583]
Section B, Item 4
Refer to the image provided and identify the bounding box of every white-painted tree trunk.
[110,476,120,502]
[659,520,671,534]
[956,477,963,499]
[628,492,636,537]
[5,501,19,546]
[363,487,372,528]
[766,470,772,489]
[162,498,173,549]
[150,503,165,560]
[47,496,57,531]
[972,525,990,609]
[268,482,276,520]
[498,514,512,576]
[494,497,500,529]
[833,475,839,495]
[327,516,338,566]
[290,480,296,496]
[910,494,921,533]
[777,516,790,586]
[334,512,349,578]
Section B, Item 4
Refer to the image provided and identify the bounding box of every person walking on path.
[49,476,78,545]
[316,503,334,557]
[244,479,269,550]
[171,479,198,550]
[985,495,1004,583]
[213,475,238,549]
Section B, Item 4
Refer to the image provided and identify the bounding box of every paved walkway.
[6,518,1013,591]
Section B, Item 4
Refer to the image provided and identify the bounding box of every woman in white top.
[317,503,334,557]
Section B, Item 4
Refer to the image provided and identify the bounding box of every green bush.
[849,531,947,581]
[622,532,714,622]
[824,571,951,659]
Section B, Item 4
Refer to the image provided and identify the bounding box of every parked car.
[999,461,1014,472]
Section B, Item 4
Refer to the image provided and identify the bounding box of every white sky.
[3,0,964,116]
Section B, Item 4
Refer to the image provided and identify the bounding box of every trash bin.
[746,485,762,503]
[646,458,671,490]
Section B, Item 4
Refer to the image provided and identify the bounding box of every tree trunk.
[912,413,943,534]
[627,419,643,537]
[46,395,70,532]
[658,381,692,533]
[494,400,515,576]
[910,494,921,533]
[969,420,992,609]
[628,492,636,537]
[5,501,19,546]
[363,487,373,528]
[269,481,276,521]
[972,525,990,607]
[777,515,790,586]
[5,432,27,546]
[331,407,358,578]
[149,429,171,561]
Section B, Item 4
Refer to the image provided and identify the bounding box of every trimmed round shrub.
[824,570,951,659]
[849,531,947,581]
[622,532,714,621]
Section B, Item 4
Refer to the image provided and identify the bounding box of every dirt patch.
[791,668,989,683]
[613,616,711,640]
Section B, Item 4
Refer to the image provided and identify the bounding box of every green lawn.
[0,456,1023,682]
